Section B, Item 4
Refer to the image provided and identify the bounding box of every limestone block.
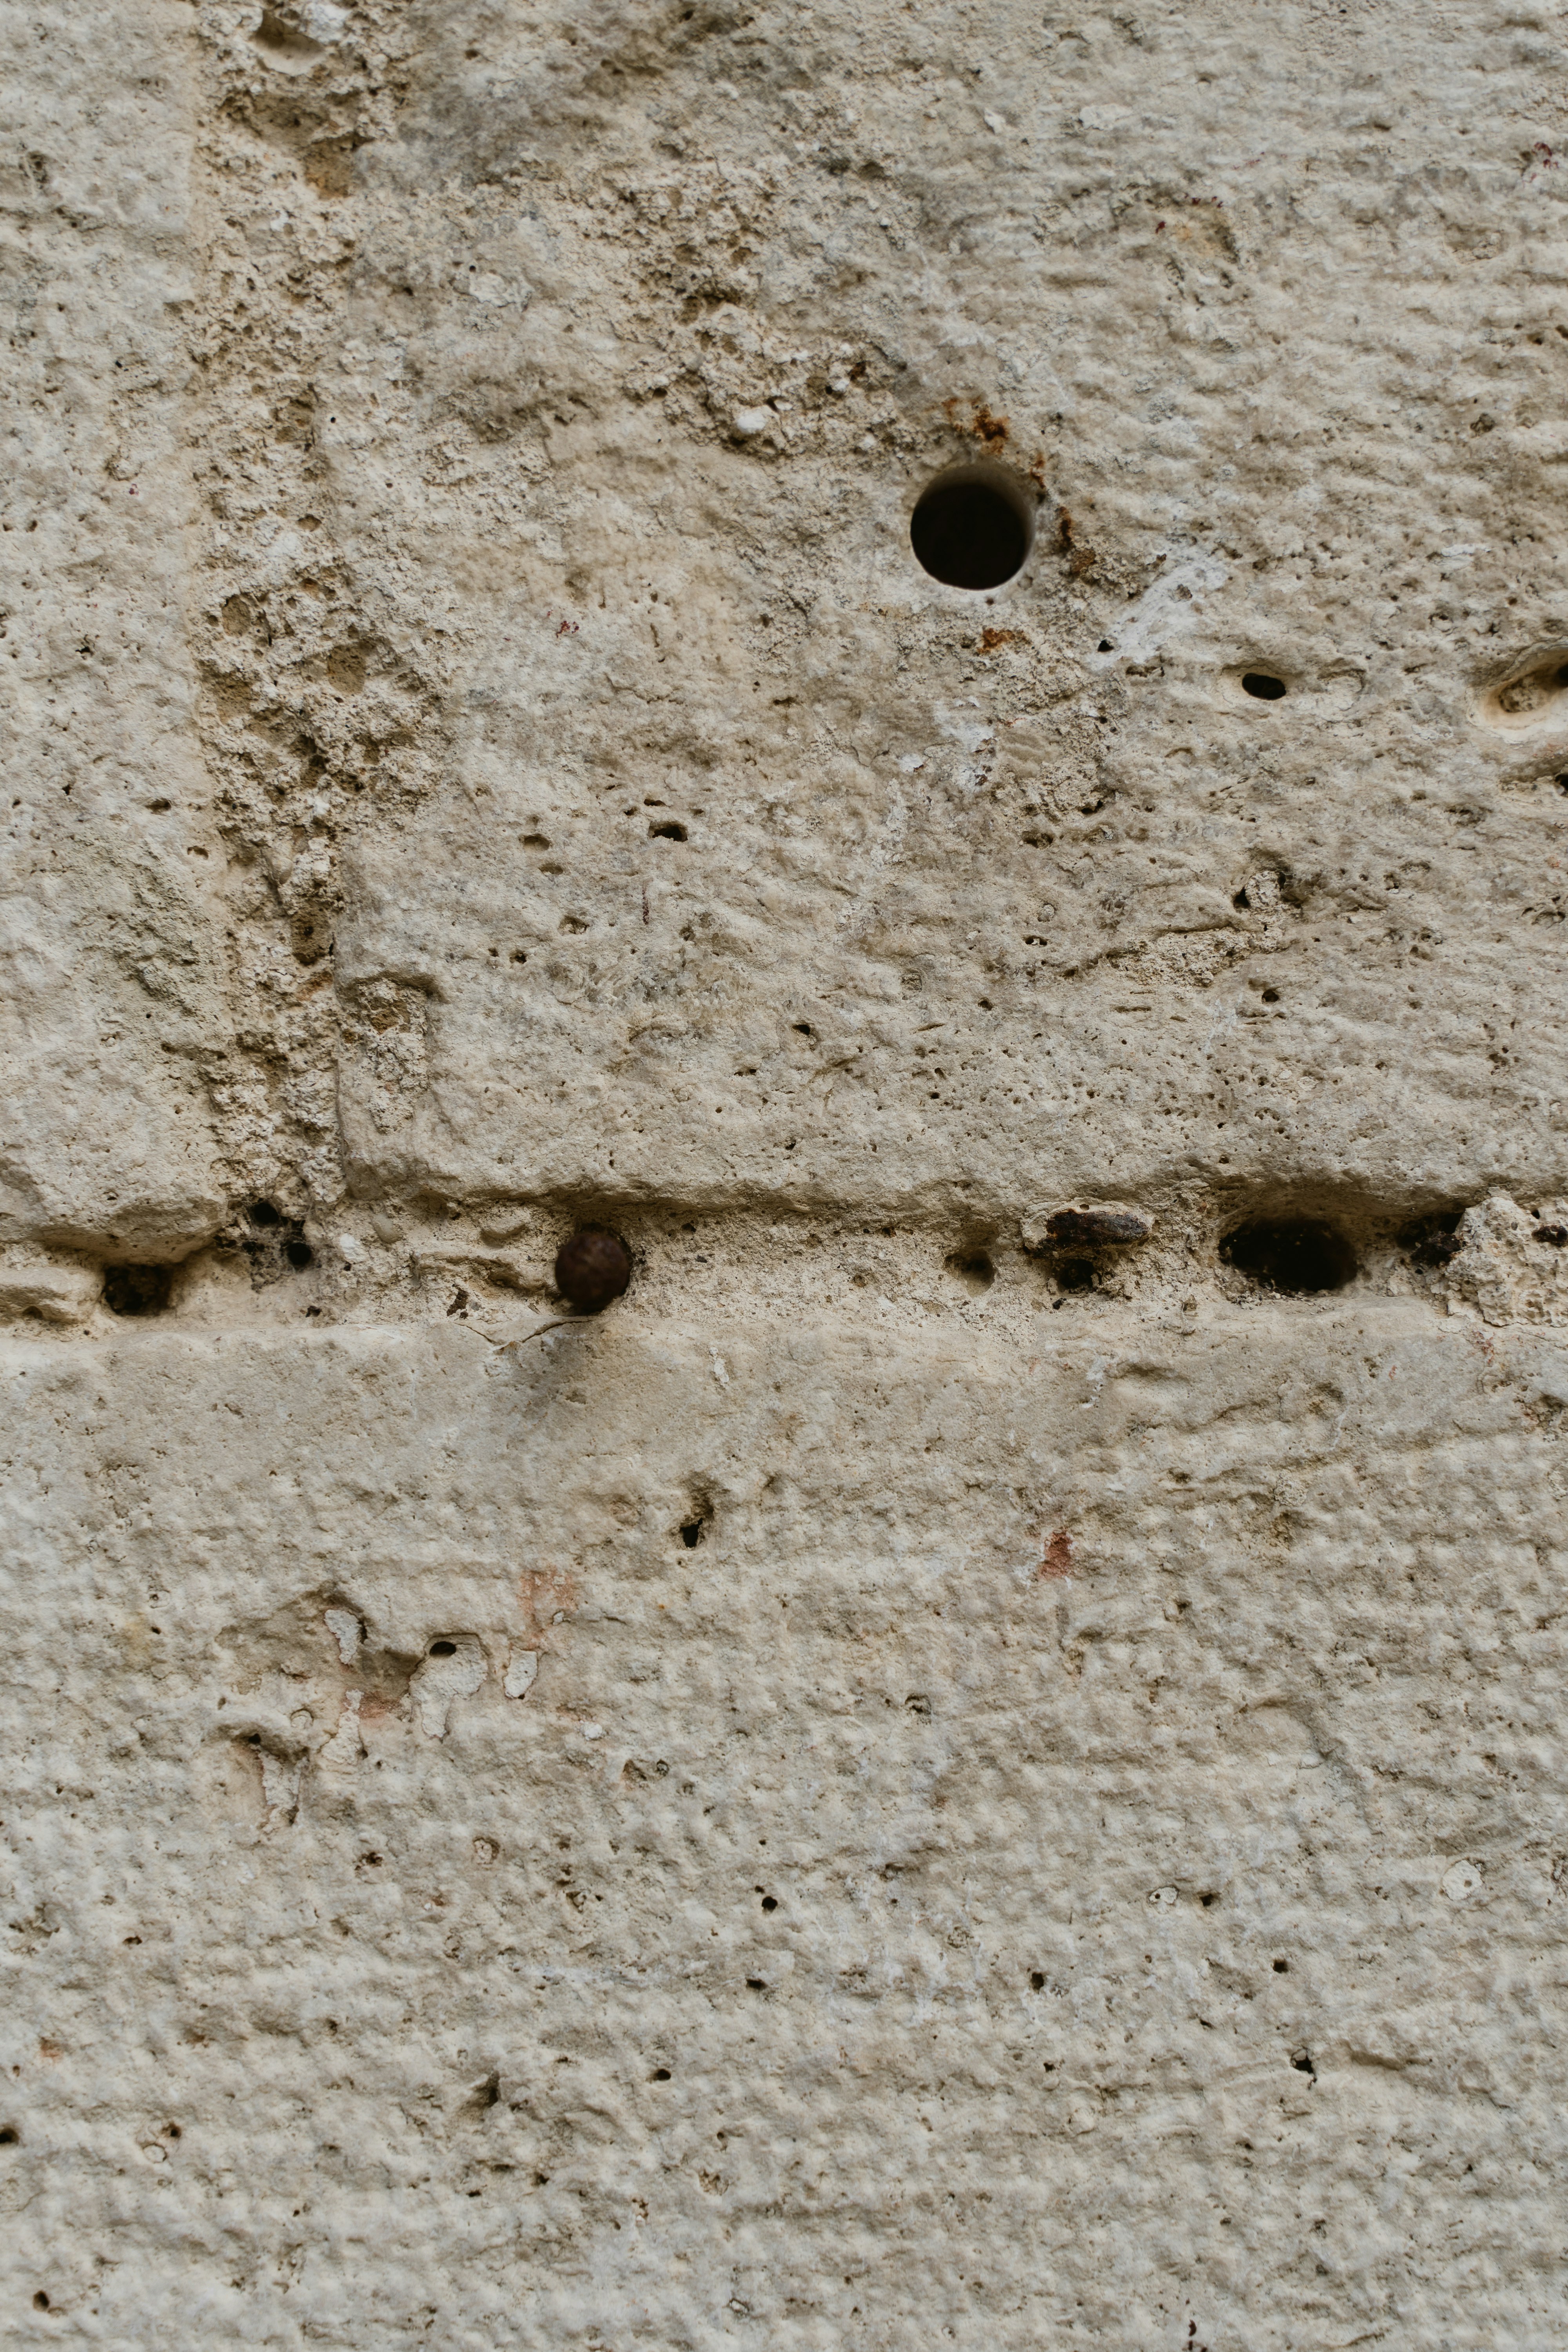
[0,1245,99,1324]
[1,1311,1567,2343]
[0,0,226,1258]
[9,0,1568,2342]
[1448,1191,1568,1326]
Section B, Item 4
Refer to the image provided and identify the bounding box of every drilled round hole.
[428,1640,457,1657]
[910,468,1032,590]
[1221,1217,1357,1295]
[249,1200,281,1227]
[1241,671,1287,701]
[285,1239,314,1270]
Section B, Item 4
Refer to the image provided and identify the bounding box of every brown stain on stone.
[942,397,1011,450]
[1040,1529,1073,1579]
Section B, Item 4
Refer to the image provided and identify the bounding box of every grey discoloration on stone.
[7,0,1568,2341]
[1024,1201,1155,1250]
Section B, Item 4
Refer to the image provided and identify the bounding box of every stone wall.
[4,1,1568,2343]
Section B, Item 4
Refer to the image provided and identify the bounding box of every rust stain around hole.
[942,396,1010,449]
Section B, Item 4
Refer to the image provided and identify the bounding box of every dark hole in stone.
[652,2067,671,2081]
[760,1895,778,1912]
[1556,775,1568,795]
[1200,1892,1220,1908]
[1397,1210,1465,1271]
[165,2123,181,2138]
[747,1977,766,1989]
[1232,887,1250,909]
[1292,2052,1316,2077]
[0,2127,16,2145]
[1030,1970,1045,1990]
[103,1263,173,1317]
[1056,1257,1096,1292]
[428,1640,457,1657]
[679,1519,705,1548]
[945,1247,994,1292]
[1097,638,1115,652]
[34,2293,49,2310]
[249,1200,281,1227]
[1242,672,1287,700]
[1261,987,1281,1003]
[910,477,1029,590]
[649,819,688,841]
[477,2074,500,2109]
[1273,1958,1289,1973]
[554,1225,632,1311]
[285,1239,314,1269]
[1221,1218,1357,1295]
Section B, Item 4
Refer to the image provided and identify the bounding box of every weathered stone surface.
[6,0,1568,2341]
[6,1310,1568,2346]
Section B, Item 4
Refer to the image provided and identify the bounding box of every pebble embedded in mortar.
[554,1227,632,1311]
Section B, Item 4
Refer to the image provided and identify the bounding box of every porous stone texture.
[6,0,1568,2343]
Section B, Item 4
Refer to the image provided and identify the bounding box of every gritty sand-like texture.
[6,0,1568,2343]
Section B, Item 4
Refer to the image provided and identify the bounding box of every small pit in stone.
[103,1264,174,1317]
[910,466,1033,591]
[1498,662,1568,715]
[1221,1217,1358,1295]
[1055,1257,1096,1293]
[1399,1210,1466,1271]
[237,1203,314,1287]
[1481,650,1568,731]
[944,1247,995,1294]
[1241,671,1287,701]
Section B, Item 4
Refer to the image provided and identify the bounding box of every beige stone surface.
[7,0,1568,2342]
